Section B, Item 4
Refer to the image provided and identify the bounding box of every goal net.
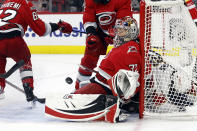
[139,0,197,118]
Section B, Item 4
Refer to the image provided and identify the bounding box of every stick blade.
[37,98,46,104]
[34,96,45,104]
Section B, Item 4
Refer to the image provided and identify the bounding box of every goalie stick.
[5,80,45,104]
[0,60,25,79]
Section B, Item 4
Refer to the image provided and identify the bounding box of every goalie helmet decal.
[114,16,139,47]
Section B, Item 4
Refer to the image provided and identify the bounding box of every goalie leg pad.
[45,94,123,122]
[105,97,121,123]
[75,55,99,90]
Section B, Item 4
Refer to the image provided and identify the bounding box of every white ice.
[1,54,197,131]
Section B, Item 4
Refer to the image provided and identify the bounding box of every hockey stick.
[72,29,87,34]
[5,80,45,104]
[0,60,25,78]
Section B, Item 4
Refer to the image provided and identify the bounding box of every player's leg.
[0,57,6,99]
[75,55,99,89]
[0,39,7,99]
[7,37,35,102]
[19,60,35,102]
[75,37,108,90]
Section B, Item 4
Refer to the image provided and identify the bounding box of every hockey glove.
[23,83,35,102]
[58,20,72,34]
[85,26,99,45]
[87,34,99,45]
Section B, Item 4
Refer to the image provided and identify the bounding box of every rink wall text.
[24,13,139,54]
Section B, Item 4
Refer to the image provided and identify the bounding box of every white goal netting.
[140,0,197,118]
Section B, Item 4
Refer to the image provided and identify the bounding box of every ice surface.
[1,54,197,131]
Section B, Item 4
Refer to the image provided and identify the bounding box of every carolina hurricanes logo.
[128,46,137,53]
[96,12,116,25]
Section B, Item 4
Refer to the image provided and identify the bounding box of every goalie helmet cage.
[139,0,197,119]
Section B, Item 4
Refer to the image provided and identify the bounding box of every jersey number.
[32,12,38,20]
[0,9,17,21]
[0,9,17,26]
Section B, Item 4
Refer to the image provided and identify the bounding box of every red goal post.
[139,0,197,119]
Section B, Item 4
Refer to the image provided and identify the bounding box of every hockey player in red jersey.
[75,0,133,90]
[75,16,140,96]
[0,0,72,101]
[184,0,197,25]
[45,16,140,123]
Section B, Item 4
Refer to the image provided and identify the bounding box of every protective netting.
[142,0,197,118]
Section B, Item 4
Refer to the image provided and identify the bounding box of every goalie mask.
[114,16,139,47]
[94,0,111,5]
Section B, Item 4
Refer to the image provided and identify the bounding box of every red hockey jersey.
[0,0,50,37]
[95,41,141,87]
[83,0,132,35]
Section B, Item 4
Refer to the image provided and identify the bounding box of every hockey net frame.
[139,0,197,119]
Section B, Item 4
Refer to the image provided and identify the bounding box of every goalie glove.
[108,69,140,103]
[58,20,72,34]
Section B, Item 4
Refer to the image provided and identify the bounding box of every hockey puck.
[65,77,73,84]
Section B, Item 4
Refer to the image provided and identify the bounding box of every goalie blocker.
[45,69,139,123]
